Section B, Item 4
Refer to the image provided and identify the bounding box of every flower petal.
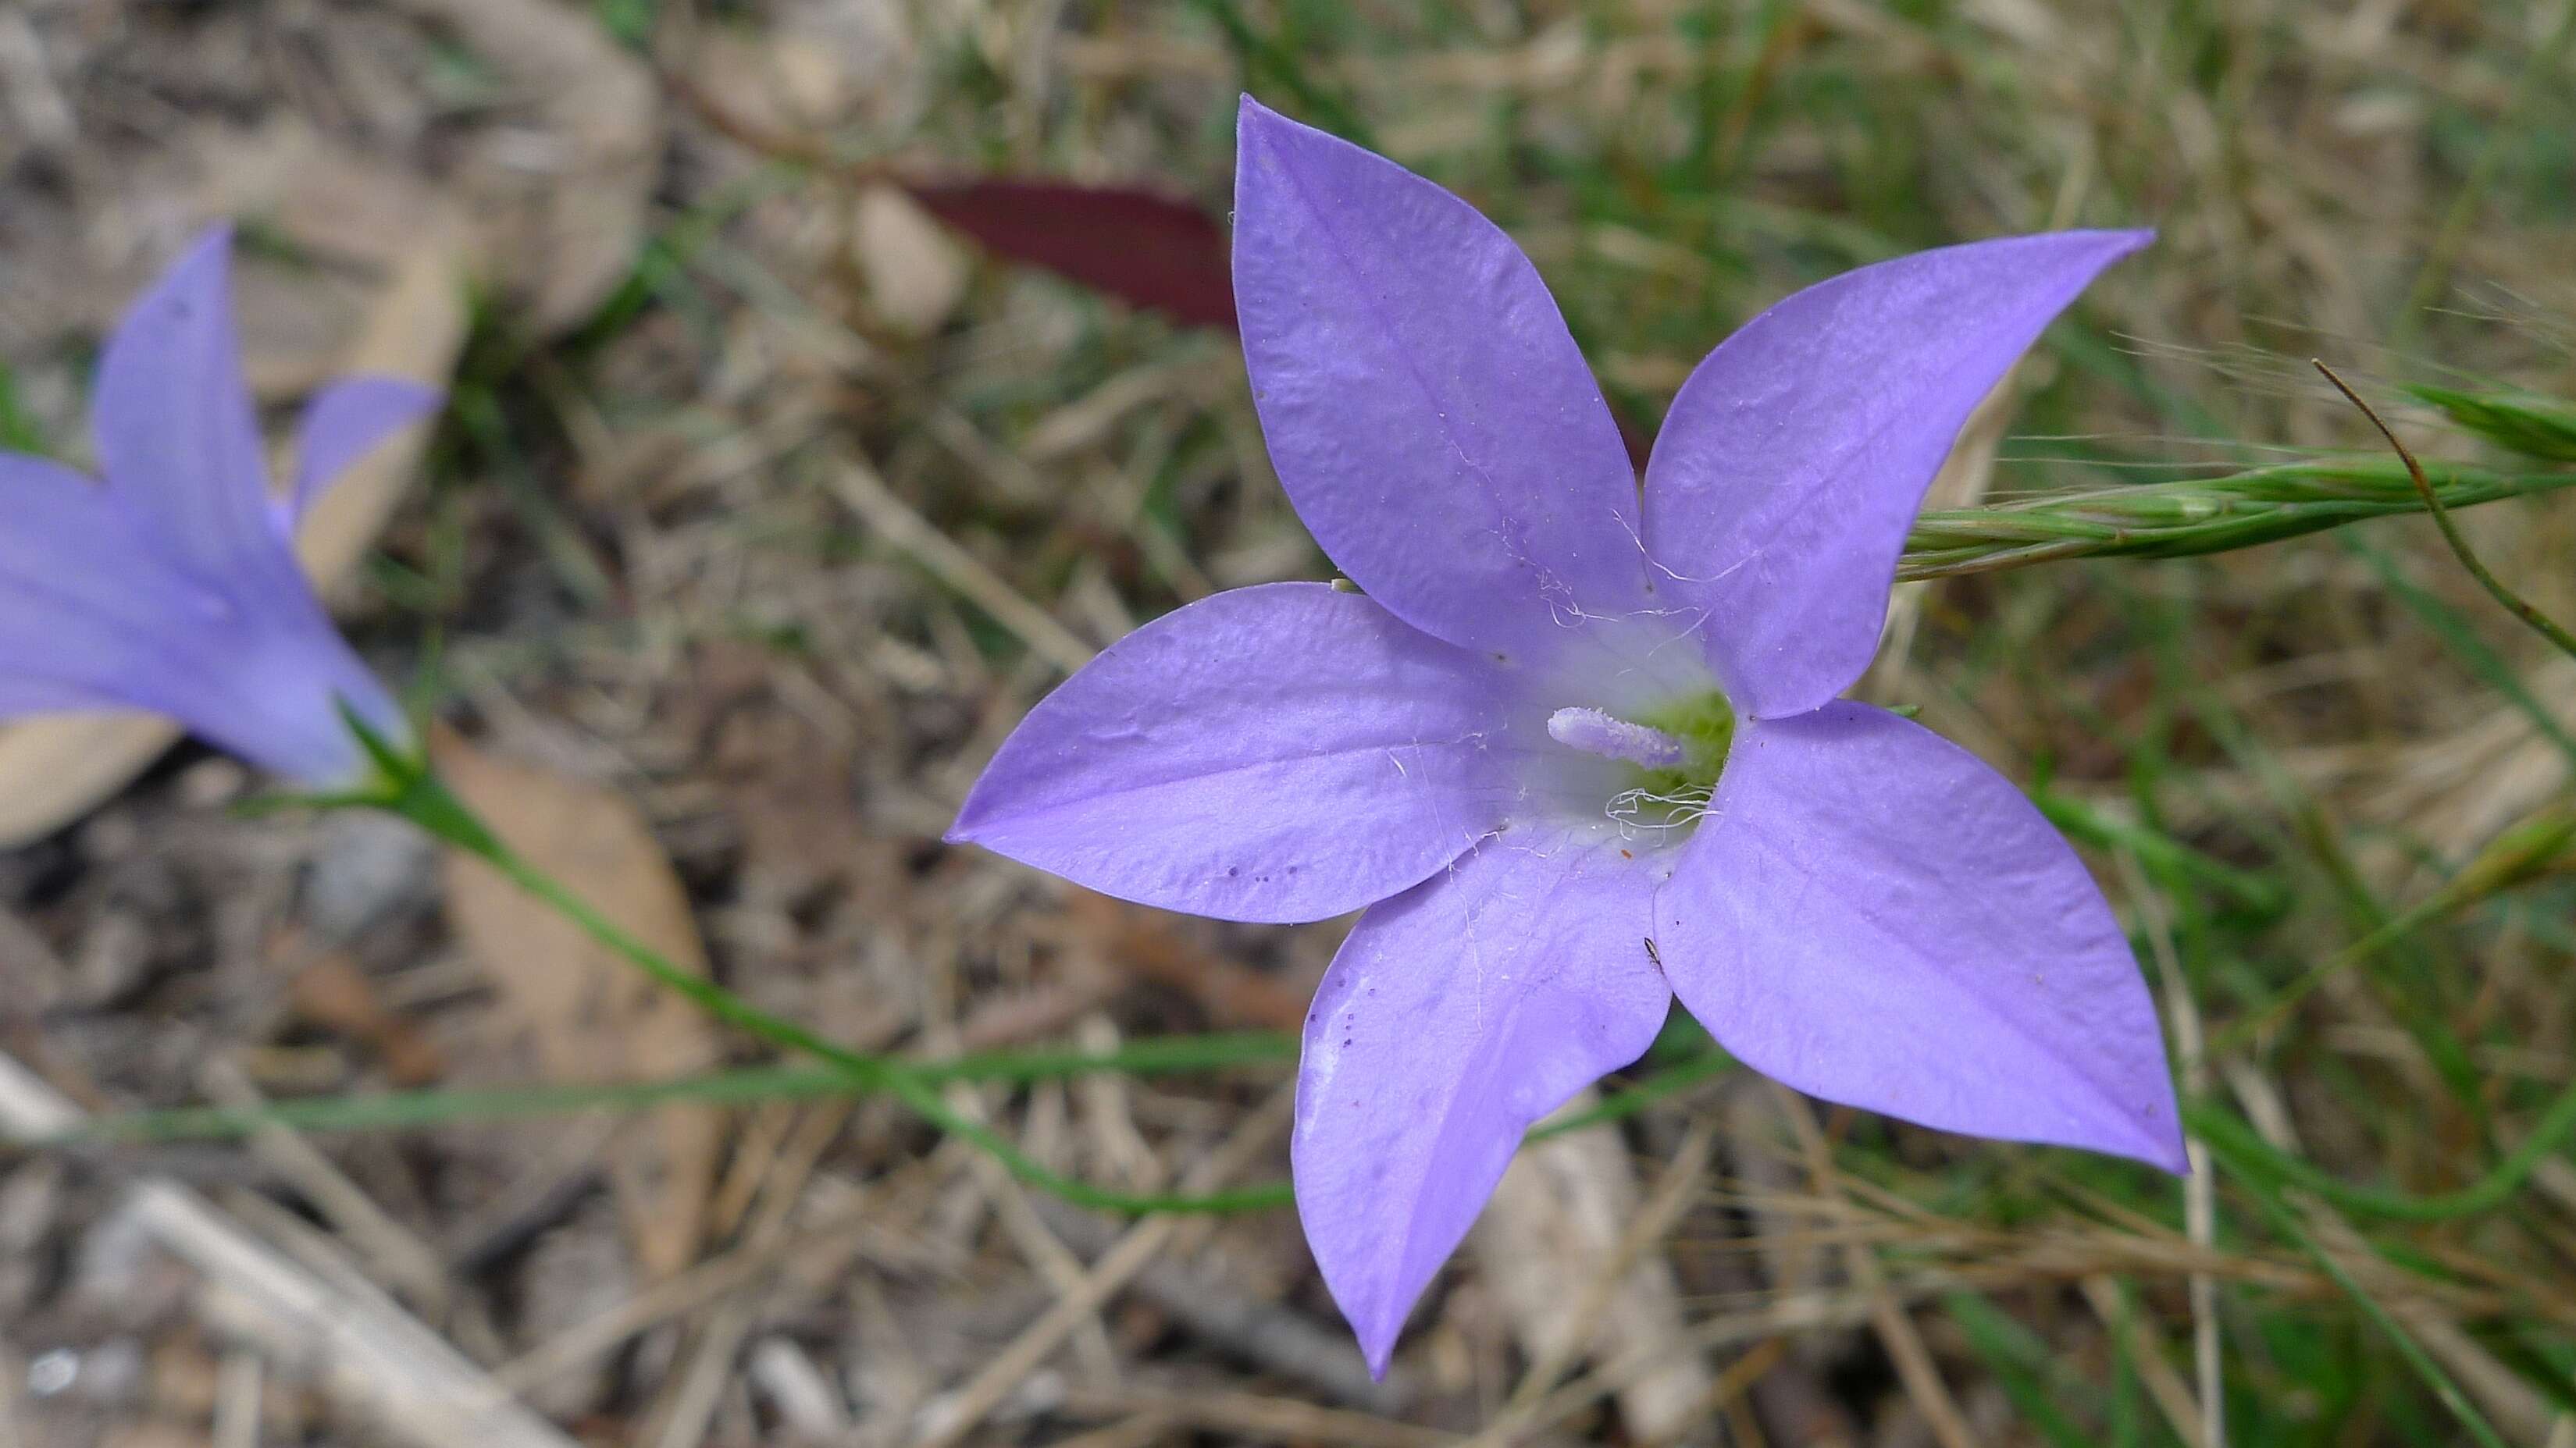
[92,225,281,577]
[0,455,198,631]
[283,376,444,533]
[1232,98,1649,665]
[1642,232,2150,719]
[951,582,1529,923]
[1658,701,2183,1170]
[0,454,397,784]
[1295,830,1669,1375]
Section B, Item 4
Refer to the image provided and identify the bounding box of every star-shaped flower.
[0,226,438,784]
[953,98,2182,1373]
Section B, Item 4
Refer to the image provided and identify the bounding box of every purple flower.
[953,98,2182,1372]
[0,226,439,784]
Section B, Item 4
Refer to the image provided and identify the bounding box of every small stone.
[300,810,437,943]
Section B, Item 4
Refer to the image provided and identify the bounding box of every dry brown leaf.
[0,141,467,849]
[434,734,721,1282]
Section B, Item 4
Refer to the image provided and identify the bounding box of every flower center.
[1545,707,1683,767]
[1545,692,1736,838]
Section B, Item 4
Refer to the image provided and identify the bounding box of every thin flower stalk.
[337,718,1297,1215]
[2312,359,2576,665]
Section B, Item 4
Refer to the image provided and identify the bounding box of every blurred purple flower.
[953,98,2182,1373]
[0,226,438,784]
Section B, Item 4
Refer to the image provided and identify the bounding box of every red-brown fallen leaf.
[898,176,1237,331]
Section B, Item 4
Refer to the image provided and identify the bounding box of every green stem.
[372,759,1735,1216]
[54,1036,1300,1146]
[287,706,1736,1215]
[66,1041,1737,1223]
[2213,1148,2511,1448]
[390,764,1286,1214]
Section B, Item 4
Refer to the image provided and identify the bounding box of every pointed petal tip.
[1235,93,1269,150]
[1341,1285,1406,1382]
[368,375,446,410]
[326,375,446,430]
[184,219,238,255]
[2061,1092,2189,1176]
[945,772,1007,847]
[2077,1123,2186,1176]
[128,222,237,321]
[1235,92,1288,137]
[2088,226,2155,264]
[141,222,237,294]
[2149,1122,2192,1176]
[148,223,242,308]
[1234,94,1342,163]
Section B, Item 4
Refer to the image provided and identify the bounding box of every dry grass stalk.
[0,1051,573,1448]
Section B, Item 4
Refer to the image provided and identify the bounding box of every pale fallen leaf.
[1472,1099,1716,1444]
[434,733,721,1282]
[853,184,970,336]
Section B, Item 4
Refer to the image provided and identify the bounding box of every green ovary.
[1613,690,1736,834]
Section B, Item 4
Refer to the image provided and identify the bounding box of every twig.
[1061,1387,1447,1448]
[1472,1119,1718,1446]
[2121,849,2226,1448]
[1516,1280,1898,1432]
[0,1051,575,1448]
[1634,1339,1787,1448]
[645,1297,757,1448]
[827,455,1098,675]
[1032,1197,1404,1411]
[644,1101,850,1448]
[1039,1411,1181,1448]
[2314,360,2576,666]
[495,1191,912,1394]
[1774,1087,1978,1448]
[2079,1275,2211,1448]
[953,1081,1125,1384]
[212,1350,262,1448]
[911,1087,1295,1448]
[199,1057,453,1311]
